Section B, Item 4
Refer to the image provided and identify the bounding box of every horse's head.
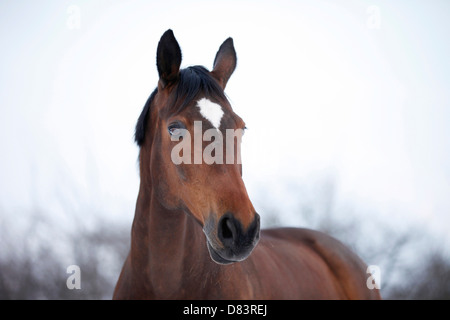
[135,30,260,265]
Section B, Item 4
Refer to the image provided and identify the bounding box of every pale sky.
[1,1,449,246]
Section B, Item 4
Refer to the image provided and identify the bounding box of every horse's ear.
[211,38,237,89]
[157,29,182,89]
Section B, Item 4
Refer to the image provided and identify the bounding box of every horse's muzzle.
[205,213,260,265]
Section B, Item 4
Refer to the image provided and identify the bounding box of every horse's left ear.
[211,38,237,89]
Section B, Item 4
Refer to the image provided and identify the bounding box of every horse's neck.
[130,182,216,298]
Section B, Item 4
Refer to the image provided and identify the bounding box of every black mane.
[134,65,226,146]
[134,88,157,146]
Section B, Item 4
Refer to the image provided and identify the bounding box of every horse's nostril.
[218,213,260,252]
[220,217,234,240]
[214,213,260,263]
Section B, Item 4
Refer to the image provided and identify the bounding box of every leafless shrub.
[1,176,448,299]
[0,208,129,299]
[258,177,450,300]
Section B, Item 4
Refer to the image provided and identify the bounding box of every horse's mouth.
[206,238,258,265]
[206,241,235,265]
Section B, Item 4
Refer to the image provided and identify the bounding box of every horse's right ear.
[156,29,182,89]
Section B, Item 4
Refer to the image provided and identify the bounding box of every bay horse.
[113,30,381,300]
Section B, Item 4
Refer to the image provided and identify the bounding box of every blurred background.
[1,0,449,299]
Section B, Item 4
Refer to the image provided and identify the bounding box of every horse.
[113,29,381,300]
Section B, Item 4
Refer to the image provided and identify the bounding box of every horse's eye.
[168,122,185,137]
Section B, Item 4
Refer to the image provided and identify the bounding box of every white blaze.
[196,98,224,129]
